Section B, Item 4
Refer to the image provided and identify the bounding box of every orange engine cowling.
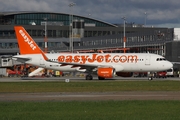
[97,68,116,78]
[116,72,133,77]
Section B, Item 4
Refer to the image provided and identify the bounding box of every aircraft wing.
[46,60,124,73]
[47,60,114,70]
[12,56,31,63]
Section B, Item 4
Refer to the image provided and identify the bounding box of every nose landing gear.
[148,72,154,81]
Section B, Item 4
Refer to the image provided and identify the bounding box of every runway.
[1,91,180,101]
[0,77,180,101]
[1,76,180,82]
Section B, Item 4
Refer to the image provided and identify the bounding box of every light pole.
[144,12,147,26]
[122,17,126,53]
[69,2,76,53]
[44,17,48,53]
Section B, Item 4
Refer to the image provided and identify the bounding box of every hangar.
[0,11,180,65]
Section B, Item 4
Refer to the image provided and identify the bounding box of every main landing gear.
[86,74,93,80]
[85,74,105,80]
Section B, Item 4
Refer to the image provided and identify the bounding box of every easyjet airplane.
[13,26,173,80]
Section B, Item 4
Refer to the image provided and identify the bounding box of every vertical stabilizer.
[14,26,48,60]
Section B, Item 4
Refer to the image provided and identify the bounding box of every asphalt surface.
[1,91,180,101]
[1,76,180,82]
[0,76,180,101]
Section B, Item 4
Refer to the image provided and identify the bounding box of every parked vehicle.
[166,68,174,77]
[0,68,7,77]
[7,69,21,77]
[155,71,167,78]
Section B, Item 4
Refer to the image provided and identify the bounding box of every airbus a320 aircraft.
[13,26,173,80]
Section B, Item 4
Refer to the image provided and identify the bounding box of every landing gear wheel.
[148,77,153,81]
[86,75,93,80]
[98,76,105,80]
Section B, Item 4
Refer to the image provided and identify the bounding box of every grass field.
[0,101,180,120]
[0,80,180,92]
[0,80,180,120]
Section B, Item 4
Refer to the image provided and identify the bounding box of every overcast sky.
[1,0,180,28]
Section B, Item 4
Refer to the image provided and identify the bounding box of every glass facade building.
[0,12,116,27]
[0,11,175,58]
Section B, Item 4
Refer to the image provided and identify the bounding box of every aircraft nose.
[166,61,173,69]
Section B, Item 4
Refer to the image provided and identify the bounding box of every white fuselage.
[13,53,173,72]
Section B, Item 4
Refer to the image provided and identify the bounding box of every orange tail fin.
[14,26,48,60]
[14,26,43,54]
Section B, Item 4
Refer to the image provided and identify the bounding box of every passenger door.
[145,55,150,65]
[39,56,45,66]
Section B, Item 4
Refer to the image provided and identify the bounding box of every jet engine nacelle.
[97,67,116,78]
[116,72,133,77]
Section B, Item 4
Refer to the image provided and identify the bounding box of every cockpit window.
[156,58,166,61]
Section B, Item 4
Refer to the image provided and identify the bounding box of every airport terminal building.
[0,11,180,63]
